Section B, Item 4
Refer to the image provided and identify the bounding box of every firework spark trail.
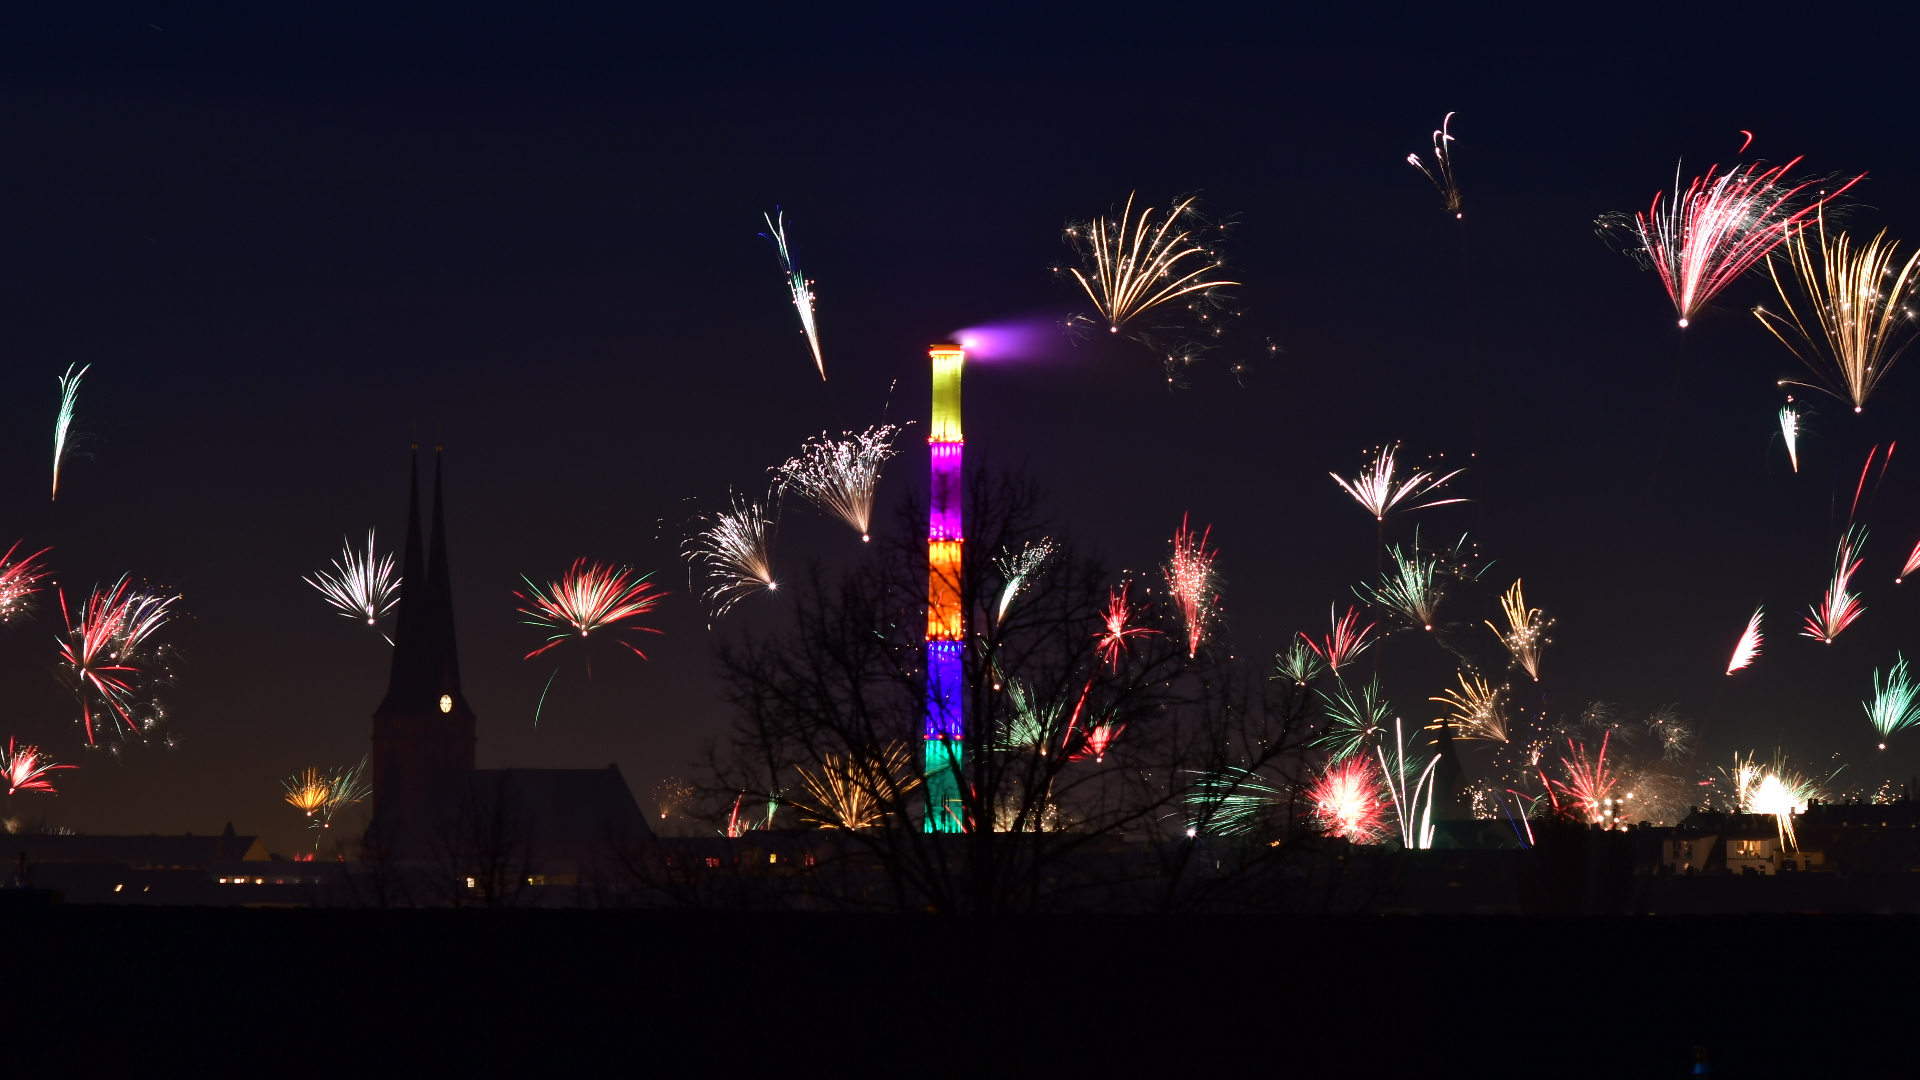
[1315,676,1391,761]
[51,363,88,501]
[1779,405,1802,472]
[998,675,1066,755]
[1758,212,1920,413]
[1900,538,1920,584]
[284,768,331,817]
[1406,111,1462,216]
[1597,158,1861,328]
[1431,671,1508,742]
[1376,717,1438,849]
[322,756,369,827]
[1727,606,1765,673]
[684,490,779,617]
[1070,712,1125,763]
[1275,639,1325,686]
[303,530,399,629]
[1309,757,1387,842]
[793,744,921,830]
[1163,515,1218,658]
[1846,444,1894,523]
[1487,580,1550,680]
[1358,534,1445,630]
[3,739,73,796]
[1330,444,1465,522]
[1865,655,1920,746]
[0,541,52,623]
[1803,526,1866,643]
[760,210,824,380]
[1730,753,1820,849]
[1061,194,1237,333]
[774,425,902,541]
[516,559,666,666]
[56,577,176,746]
[1095,581,1158,672]
[1302,605,1376,675]
[991,538,1057,625]
[1542,734,1619,826]
[1186,767,1283,836]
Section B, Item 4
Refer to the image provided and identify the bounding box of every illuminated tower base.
[925,344,966,833]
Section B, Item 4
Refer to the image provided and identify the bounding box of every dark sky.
[4,2,1920,852]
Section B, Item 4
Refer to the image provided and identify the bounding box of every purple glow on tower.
[926,640,964,739]
[952,314,1073,364]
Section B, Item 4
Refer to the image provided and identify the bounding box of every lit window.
[705,857,720,868]
[440,694,453,714]
[465,876,477,889]
[113,884,123,892]
[769,853,777,864]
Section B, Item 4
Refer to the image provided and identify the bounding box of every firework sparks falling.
[1310,757,1387,842]
[1095,582,1158,672]
[1061,194,1237,333]
[1730,753,1820,849]
[793,744,920,829]
[1757,214,1920,413]
[303,530,399,629]
[1302,605,1376,675]
[760,210,824,380]
[1597,158,1860,328]
[1727,607,1764,673]
[1778,405,1802,472]
[0,541,52,623]
[1865,654,1920,746]
[1315,676,1391,762]
[774,425,901,541]
[1802,526,1866,643]
[1406,111,1462,216]
[3,739,73,796]
[515,559,665,664]
[51,363,88,501]
[1330,444,1465,522]
[684,490,779,617]
[1275,639,1325,687]
[1163,515,1219,658]
[992,538,1057,625]
[56,577,177,746]
[1431,671,1508,742]
[1487,580,1550,680]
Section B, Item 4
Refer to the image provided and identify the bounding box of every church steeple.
[424,449,471,718]
[376,450,433,716]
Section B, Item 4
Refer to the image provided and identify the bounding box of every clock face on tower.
[439,694,453,714]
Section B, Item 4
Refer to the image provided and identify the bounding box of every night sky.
[5,4,1920,853]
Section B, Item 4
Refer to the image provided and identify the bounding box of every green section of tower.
[923,739,964,833]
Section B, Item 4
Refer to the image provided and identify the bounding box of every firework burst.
[1061,193,1237,334]
[1597,158,1860,328]
[1730,753,1820,849]
[1330,443,1464,522]
[56,577,177,746]
[793,744,920,830]
[303,530,399,630]
[684,490,780,617]
[760,209,824,380]
[1431,671,1508,742]
[3,739,73,796]
[1406,111,1462,216]
[1094,581,1158,672]
[1727,606,1764,673]
[284,768,331,817]
[322,756,369,827]
[1315,676,1391,761]
[1071,713,1126,763]
[1802,526,1866,643]
[1163,515,1219,658]
[774,425,902,541]
[1275,639,1325,687]
[1541,733,1619,826]
[1865,654,1920,746]
[998,676,1067,755]
[516,559,665,665]
[1358,534,1445,630]
[1487,580,1550,680]
[0,541,52,623]
[1302,605,1375,677]
[1376,718,1438,849]
[1186,767,1283,836]
[51,363,88,501]
[1310,757,1387,842]
[1757,213,1920,413]
[992,538,1057,625]
[1779,405,1802,472]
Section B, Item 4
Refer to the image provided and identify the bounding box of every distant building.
[3,822,267,868]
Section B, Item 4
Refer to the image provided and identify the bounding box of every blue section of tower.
[926,641,964,739]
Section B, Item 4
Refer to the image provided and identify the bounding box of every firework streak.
[1095,582,1158,672]
[684,491,779,616]
[1866,655,1920,744]
[761,210,824,379]
[0,541,52,623]
[1062,194,1237,332]
[4,738,72,796]
[1163,516,1219,657]
[1302,605,1375,675]
[1310,757,1386,841]
[57,577,176,746]
[516,559,665,665]
[1727,607,1764,673]
[51,364,87,500]
[1758,213,1920,413]
[1803,527,1866,643]
[304,530,399,628]
[1779,405,1801,472]
[1330,443,1464,522]
[1406,111,1462,216]
[1901,538,1920,585]
[1598,158,1861,328]
[776,425,901,541]
[925,344,966,832]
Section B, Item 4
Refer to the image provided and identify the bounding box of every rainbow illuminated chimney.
[925,343,965,832]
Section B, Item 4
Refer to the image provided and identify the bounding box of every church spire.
[425,448,471,717]
[375,449,432,715]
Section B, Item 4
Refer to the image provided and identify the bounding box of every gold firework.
[283,768,331,817]
[1756,213,1920,413]
[1487,580,1550,681]
[792,743,921,830]
[1063,194,1237,332]
[1430,671,1508,742]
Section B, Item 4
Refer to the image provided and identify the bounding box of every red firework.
[57,577,176,746]
[1309,757,1386,842]
[1540,733,1619,825]
[0,541,51,622]
[1802,527,1866,643]
[1162,516,1219,658]
[515,559,666,665]
[1301,605,1376,675]
[3,739,73,796]
[1094,582,1159,672]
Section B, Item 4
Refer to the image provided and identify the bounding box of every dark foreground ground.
[4,907,1911,1077]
